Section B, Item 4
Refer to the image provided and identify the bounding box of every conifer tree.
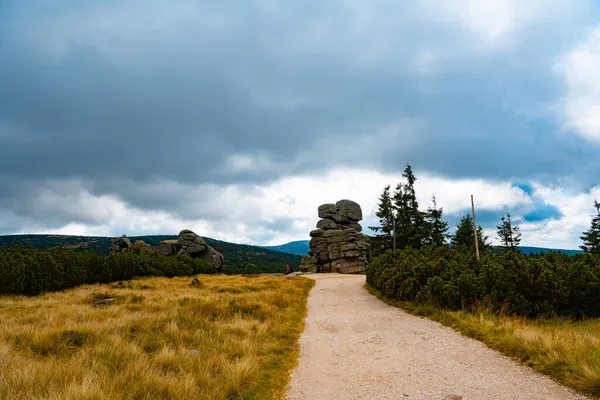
[369,185,395,255]
[451,214,489,251]
[580,200,600,254]
[392,182,409,250]
[496,213,521,251]
[424,195,449,246]
[393,164,426,249]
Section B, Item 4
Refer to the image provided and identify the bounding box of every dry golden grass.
[366,284,600,399]
[0,275,314,400]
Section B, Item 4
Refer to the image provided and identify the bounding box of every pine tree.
[580,200,600,254]
[451,214,489,251]
[368,185,395,255]
[424,195,449,246]
[496,213,521,251]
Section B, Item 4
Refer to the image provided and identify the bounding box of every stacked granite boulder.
[301,200,369,274]
[158,229,224,270]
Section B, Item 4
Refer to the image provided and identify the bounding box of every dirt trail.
[287,274,588,400]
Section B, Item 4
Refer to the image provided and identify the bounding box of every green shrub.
[366,247,600,318]
[0,245,219,296]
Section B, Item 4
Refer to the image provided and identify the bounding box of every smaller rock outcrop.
[110,230,224,271]
[110,235,132,254]
[110,235,151,254]
[158,230,224,270]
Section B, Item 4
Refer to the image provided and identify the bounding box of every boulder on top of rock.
[336,199,363,221]
[318,203,337,219]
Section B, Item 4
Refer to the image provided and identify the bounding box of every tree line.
[370,164,600,254]
[0,245,219,296]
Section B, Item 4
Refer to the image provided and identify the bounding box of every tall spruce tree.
[392,182,409,249]
[369,185,395,254]
[496,213,521,251]
[451,214,489,251]
[424,195,449,246]
[580,200,600,254]
[393,164,426,249]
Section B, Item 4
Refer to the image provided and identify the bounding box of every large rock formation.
[110,230,224,271]
[301,200,369,274]
[158,230,224,270]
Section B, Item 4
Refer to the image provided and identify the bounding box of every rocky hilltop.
[301,199,370,274]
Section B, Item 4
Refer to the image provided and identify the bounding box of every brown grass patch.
[0,275,314,399]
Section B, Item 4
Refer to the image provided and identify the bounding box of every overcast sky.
[1,0,600,249]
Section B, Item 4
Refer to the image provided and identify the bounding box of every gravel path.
[287,274,588,400]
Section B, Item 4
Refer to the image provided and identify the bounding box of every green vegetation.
[0,234,302,275]
[369,164,451,256]
[496,213,522,252]
[423,195,449,247]
[581,199,600,254]
[0,275,315,399]
[0,245,218,296]
[204,238,301,274]
[366,247,600,318]
[450,214,491,251]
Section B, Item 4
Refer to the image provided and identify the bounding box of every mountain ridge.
[263,240,584,257]
[0,234,301,274]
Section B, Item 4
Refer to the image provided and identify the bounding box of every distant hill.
[0,234,301,274]
[261,239,584,257]
[515,246,583,256]
[264,240,310,256]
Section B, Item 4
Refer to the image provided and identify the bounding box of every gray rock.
[350,222,362,232]
[318,203,337,219]
[341,243,359,251]
[336,199,363,221]
[110,235,133,254]
[300,199,370,275]
[316,219,338,229]
[187,242,207,253]
[309,229,324,238]
[344,250,361,257]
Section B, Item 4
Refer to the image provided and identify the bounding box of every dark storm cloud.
[1,0,599,231]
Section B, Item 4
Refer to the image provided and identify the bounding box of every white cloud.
[421,0,577,41]
[7,168,536,246]
[514,184,600,249]
[558,25,600,143]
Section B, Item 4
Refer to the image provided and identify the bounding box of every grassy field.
[0,275,314,400]
[366,285,600,398]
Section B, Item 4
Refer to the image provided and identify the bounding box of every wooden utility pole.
[471,195,480,261]
[392,212,396,251]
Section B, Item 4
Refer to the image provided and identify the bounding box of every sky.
[1,0,600,249]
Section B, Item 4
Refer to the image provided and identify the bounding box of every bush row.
[0,245,218,295]
[366,247,600,318]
